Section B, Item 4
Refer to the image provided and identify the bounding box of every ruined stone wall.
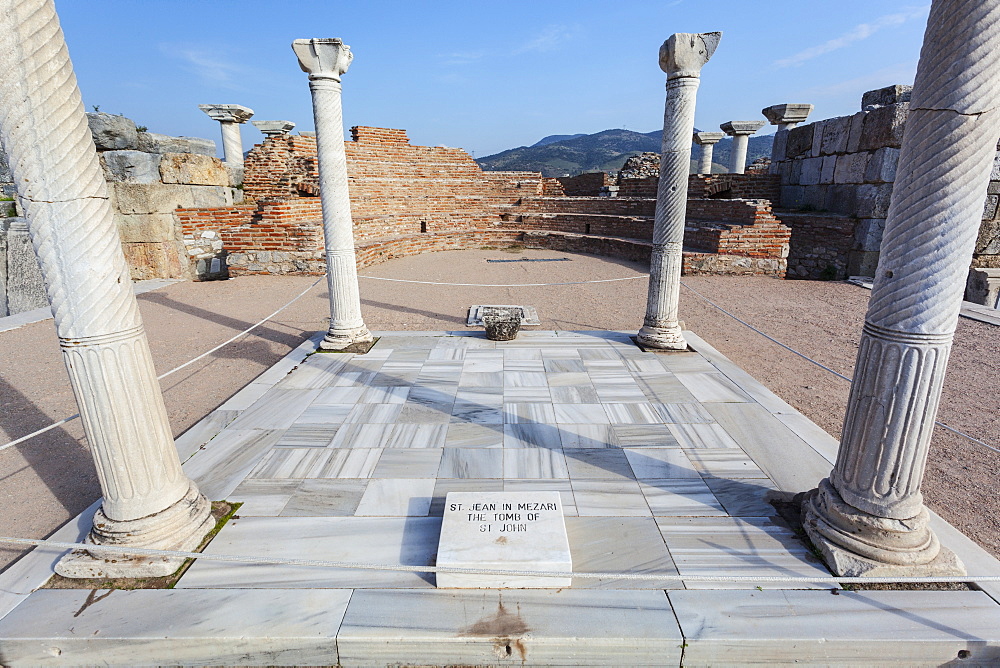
[557,172,609,196]
[687,174,781,201]
[777,212,856,280]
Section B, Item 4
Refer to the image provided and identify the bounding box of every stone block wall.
[557,172,610,196]
[774,212,856,279]
[0,218,48,317]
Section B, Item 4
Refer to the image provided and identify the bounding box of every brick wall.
[687,174,781,201]
[557,172,609,196]
[776,212,857,280]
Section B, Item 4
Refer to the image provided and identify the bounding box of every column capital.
[198,104,254,124]
[252,120,296,136]
[659,32,721,79]
[292,38,353,80]
[720,120,765,136]
[761,103,814,127]
[693,131,725,145]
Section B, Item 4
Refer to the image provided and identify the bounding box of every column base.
[319,325,374,351]
[636,324,688,351]
[55,482,215,579]
[802,479,965,578]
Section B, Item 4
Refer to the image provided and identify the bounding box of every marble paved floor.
[2,330,1000,667]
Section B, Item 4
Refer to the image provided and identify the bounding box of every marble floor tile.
[280,479,369,516]
[567,516,680,589]
[458,371,503,387]
[336,589,681,667]
[416,368,463,385]
[503,386,552,402]
[637,377,698,404]
[611,424,679,448]
[385,423,448,449]
[572,480,650,516]
[328,423,396,449]
[654,353,716,373]
[427,347,466,360]
[274,423,340,448]
[624,448,700,479]
[503,448,569,479]
[503,423,563,449]
[273,355,349,390]
[407,384,459,406]
[444,422,504,448]
[546,372,592,387]
[503,402,557,424]
[185,428,286,500]
[229,479,301,516]
[226,389,322,430]
[462,358,503,373]
[503,479,577,516]
[504,371,549,387]
[639,479,728,516]
[669,423,742,449]
[594,383,650,403]
[248,448,381,479]
[345,403,403,424]
[656,402,716,424]
[314,386,365,405]
[179,517,441,588]
[504,359,545,372]
[553,403,610,424]
[355,478,436,516]
[688,448,766,479]
[450,401,503,424]
[438,448,503,478]
[703,476,779,516]
[584,360,629,375]
[603,402,664,424]
[543,358,586,373]
[624,357,671,374]
[369,371,418,387]
[577,348,620,360]
[675,372,754,403]
[299,404,355,424]
[430,479,504,515]
[331,370,374,387]
[502,347,542,360]
[656,516,830,588]
[453,387,503,406]
[537,346,581,358]
[360,385,410,404]
[373,448,444,478]
[397,402,453,424]
[550,384,600,403]
[559,424,615,448]
[564,448,634,480]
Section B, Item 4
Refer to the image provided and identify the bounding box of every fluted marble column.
[0,0,213,577]
[293,38,372,350]
[637,32,721,350]
[252,119,296,137]
[762,103,813,174]
[693,131,724,174]
[199,104,254,165]
[804,0,1000,577]
[720,120,764,174]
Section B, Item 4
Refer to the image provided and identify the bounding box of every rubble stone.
[158,153,229,186]
[86,112,139,151]
[100,150,161,184]
[137,132,216,156]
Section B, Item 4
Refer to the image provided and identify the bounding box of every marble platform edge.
[848,277,1000,328]
[0,279,183,334]
[686,330,1000,602]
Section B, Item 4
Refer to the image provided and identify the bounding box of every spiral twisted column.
[804,0,1000,577]
[293,38,372,351]
[0,0,213,577]
[637,32,721,350]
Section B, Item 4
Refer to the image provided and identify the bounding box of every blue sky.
[55,0,931,158]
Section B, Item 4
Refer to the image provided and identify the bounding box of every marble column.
[637,32,721,351]
[0,0,213,578]
[803,0,1000,577]
[199,104,254,164]
[292,38,372,350]
[693,131,724,174]
[252,120,296,137]
[762,103,813,174]
[720,120,765,174]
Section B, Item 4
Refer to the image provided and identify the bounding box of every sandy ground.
[1,247,998,571]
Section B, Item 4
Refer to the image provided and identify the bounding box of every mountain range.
[476,128,774,177]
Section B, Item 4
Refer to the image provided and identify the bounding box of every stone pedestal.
[199,104,254,165]
[720,120,765,174]
[637,32,721,351]
[803,0,1000,578]
[693,131,724,174]
[292,38,372,351]
[252,120,296,137]
[0,0,214,578]
[762,103,813,174]
[966,267,1000,307]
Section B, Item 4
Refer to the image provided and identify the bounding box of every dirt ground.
[1,247,997,571]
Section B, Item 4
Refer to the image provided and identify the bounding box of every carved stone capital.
[252,120,296,136]
[293,38,353,80]
[659,32,721,79]
[761,103,813,128]
[720,120,765,136]
[198,104,254,124]
[693,131,724,146]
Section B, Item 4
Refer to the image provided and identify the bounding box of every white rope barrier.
[0,276,325,454]
[0,535,995,585]
[357,274,650,287]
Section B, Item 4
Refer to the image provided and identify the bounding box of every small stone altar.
[436,491,572,588]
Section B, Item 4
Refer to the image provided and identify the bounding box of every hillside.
[477,128,774,177]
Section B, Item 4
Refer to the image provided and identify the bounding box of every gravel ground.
[1,247,997,572]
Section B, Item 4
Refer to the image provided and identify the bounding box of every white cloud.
[159,44,246,90]
[513,24,581,55]
[774,5,929,68]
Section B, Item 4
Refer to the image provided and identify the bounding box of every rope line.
[0,535,996,585]
[0,276,325,453]
[680,280,1000,455]
[357,274,650,287]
